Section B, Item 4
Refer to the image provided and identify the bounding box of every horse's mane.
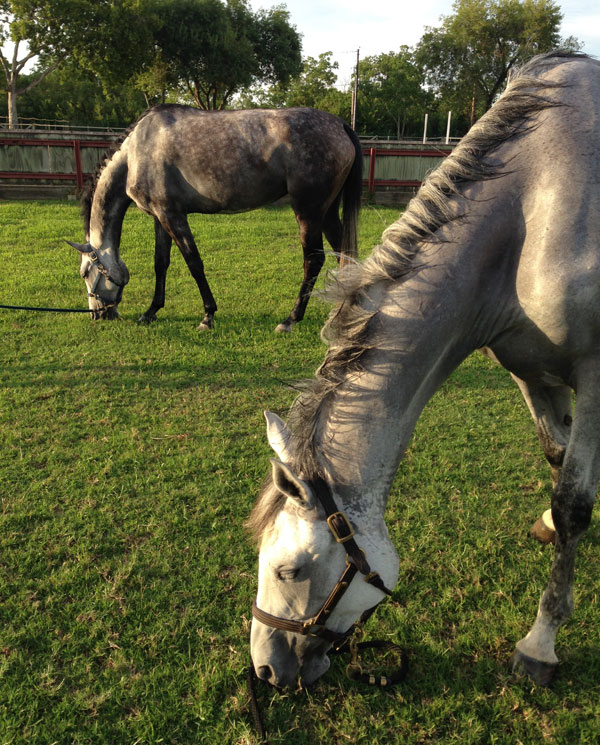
[81,104,193,238]
[247,51,588,543]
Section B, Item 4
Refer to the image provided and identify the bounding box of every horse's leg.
[139,218,173,324]
[276,214,324,333]
[511,361,600,685]
[158,212,218,331]
[510,376,573,544]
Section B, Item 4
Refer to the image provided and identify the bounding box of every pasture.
[0,200,599,744]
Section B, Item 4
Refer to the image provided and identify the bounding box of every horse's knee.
[551,491,594,541]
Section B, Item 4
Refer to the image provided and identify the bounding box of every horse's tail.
[340,123,363,262]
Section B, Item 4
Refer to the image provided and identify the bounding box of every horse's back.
[122,106,357,214]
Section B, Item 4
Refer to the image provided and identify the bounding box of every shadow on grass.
[241,639,600,743]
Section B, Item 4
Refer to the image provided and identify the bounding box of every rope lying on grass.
[247,639,409,743]
[0,303,92,313]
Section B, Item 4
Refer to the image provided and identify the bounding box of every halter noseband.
[252,477,394,645]
[81,249,129,312]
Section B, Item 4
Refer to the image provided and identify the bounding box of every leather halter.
[81,249,128,311]
[252,476,394,645]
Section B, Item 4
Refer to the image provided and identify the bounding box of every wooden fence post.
[73,140,83,191]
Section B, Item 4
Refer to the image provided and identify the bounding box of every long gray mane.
[247,51,587,542]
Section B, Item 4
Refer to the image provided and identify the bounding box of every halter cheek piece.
[252,476,394,645]
[81,250,129,311]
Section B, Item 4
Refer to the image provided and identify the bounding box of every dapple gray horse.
[68,106,362,331]
[249,52,600,688]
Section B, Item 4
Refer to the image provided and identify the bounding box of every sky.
[250,0,600,87]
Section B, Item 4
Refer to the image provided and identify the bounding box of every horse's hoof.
[510,649,557,686]
[138,313,156,325]
[275,322,293,333]
[198,321,213,332]
[530,511,556,545]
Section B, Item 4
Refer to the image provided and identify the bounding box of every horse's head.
[68,241,129,320]
[249,412,399,688]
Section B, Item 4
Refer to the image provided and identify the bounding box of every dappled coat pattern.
[70,106,363,331]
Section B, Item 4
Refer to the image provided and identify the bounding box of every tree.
[415,0,578,125]
[4,63,148,127]
[145,0,302,110]
[0,3,59,127]
[1,0,154,127]
[353,48,430,138]
[238,52,350,119]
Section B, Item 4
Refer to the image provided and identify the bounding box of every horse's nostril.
[256,665,275,684]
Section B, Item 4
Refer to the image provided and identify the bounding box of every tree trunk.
[7,81,18,129]
[1,43,60,129]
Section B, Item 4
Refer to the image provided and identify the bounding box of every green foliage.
[2,0,301,123]
[415,0,574,125]
[10,0,155,82]
[1,201,599,743]
[2,63,148,126]
[354,48,431,138]
[0,0,586,133]
[237,52,351,119]
[140,0,302,110]
[1,0,156,126]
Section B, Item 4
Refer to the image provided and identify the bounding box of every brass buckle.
[302,619,324,636]
[327,511,355,543]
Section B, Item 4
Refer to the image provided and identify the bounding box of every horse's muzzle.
[90,305,120,320]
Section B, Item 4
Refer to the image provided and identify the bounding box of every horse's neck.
[89,151,130,253]
[318,214,509,521]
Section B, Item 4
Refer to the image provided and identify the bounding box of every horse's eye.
[276,568,300,581]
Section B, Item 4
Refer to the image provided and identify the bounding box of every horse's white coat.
[250,54,600,688]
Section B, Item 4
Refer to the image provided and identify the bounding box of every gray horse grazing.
[249,52,600,688]
[68,106,362,331]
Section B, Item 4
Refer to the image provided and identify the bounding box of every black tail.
[340,123,363,261]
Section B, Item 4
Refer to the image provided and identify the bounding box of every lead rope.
[247,665,268,744]
[0,303,94,313]
[246,626,408,743]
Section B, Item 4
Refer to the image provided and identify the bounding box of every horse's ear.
[270,459,316,510]
[65,240,93,253]
[265,411,293,463]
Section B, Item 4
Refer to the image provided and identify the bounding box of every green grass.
[1,200,599,744]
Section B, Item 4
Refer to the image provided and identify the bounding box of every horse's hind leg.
[139,218,173,324]
[158,212,217,331]
[512,361,600,685]
[276,213,324,333]
[510,376,573,543]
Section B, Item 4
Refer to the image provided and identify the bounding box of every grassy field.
[0,199,599,745]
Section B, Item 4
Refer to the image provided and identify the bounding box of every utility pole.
[351,49,359,130]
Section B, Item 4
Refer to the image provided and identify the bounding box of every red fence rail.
[0,137,114,191]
